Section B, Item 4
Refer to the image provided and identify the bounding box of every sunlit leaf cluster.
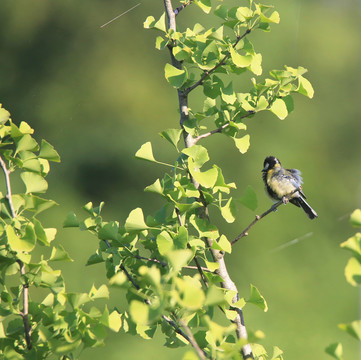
[0,106,120,359]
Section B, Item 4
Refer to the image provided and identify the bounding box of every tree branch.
[164,3,253,358]
[0,155,16,218]
[1,155,32,349]
[179,318,208,360]
[18,260,32,350]
[193,111,255,145]
[232,189,302,246]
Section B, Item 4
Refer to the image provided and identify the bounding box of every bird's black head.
[262,156,281,172]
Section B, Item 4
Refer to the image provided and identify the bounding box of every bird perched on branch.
[262,156,318,220]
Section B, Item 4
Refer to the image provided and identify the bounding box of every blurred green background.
[0,0,360,359]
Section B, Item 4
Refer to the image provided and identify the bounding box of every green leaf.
[130,300,149,325]
[194,0,211,14]
[49,339,82,355]
[350,209,361,227]
[6,224,35,252]
[144,178,163,195]
[340,233,361,261]
[325,342,343,360]
[190,214,219,240]
[233,134,250,154]
[63,211,80,228]
[108,310,122,332]
[43,227,56,244]
[98,222,119,241]
[49,245,73,262]
[297,76,314,98]
[24,194,57,215]
[164,63,187,88]
[143,13,166,32]
[221,82,237,104]
[66,292,91,309]
[344,257,361,286]
[182,145,209,168]
[205,285,226,306]
[338,320,361,340]
[270,98,288,120]
[21,172,48,193]
[90,284,109,300]
[15,134,39,154]
[39,140,61,162]
[220,198,236,223]
[86,250,104,266]
[229,47,252,68]
[167,249,193,273]
[183,351,199,360]
[159,128,183,150]
[156,231,173,256]
[247,284,268,312]
[271,346,284,360]
[188,158,218,188]
[238,185,258,211]
[109,272,128,287]
[33,218,54,246]
[211,234,232,254]
[0,107,10,124]
[125,208,149,232]
[175,276,205,310]
[135,142,156,163]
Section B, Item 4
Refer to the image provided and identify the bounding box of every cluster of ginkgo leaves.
[68,1,314,360]
[325,209,361,360]
[0,105,121,360]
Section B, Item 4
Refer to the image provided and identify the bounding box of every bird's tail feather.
[297,197,318,220]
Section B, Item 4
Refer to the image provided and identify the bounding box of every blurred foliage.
[0,0,360,359]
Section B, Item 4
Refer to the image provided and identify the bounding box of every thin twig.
[175,208,209,288]
[100,3,141,28]
[183,28,252,95]
[179,319,208,360]
[193,111,255,145]
[162,315,191,342]
[232,189,301,246]
[135,254,167,267]
[0,155,16,218]
[183,265,211,272]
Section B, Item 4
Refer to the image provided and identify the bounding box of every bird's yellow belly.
[267,169,296,197]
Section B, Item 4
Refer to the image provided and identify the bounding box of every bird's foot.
[282,196,289,204]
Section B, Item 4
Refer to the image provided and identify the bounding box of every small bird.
[262,156,318,220]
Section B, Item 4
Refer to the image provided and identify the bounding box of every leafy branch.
[183,27,252,95]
